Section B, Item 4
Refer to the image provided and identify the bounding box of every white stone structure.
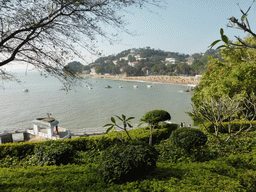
[28,118,60,140]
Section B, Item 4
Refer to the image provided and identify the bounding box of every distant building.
[128,61,138,67]
[104,60,111,63]
[120,56,129,61]
[90,67,97,75]
[142,66,151,75]
[120,67,125,73]
[113,60,118,65]
[165,58,178,65]
[186,57,194,65]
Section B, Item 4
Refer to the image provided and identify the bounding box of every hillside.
[87,47,221,76]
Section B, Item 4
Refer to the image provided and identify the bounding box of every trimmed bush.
[0,126,176,160]
[29,140,74,166]
[98,141,159,183]
[0,142,37,159]
[170,127,207,153]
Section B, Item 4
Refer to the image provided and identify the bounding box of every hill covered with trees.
[87,47,221,76]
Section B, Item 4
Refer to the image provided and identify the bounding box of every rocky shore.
[81,74,200,85]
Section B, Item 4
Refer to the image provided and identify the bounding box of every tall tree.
[0,0,163,88]
[191,36,256,125]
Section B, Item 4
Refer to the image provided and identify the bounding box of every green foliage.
[0,141,37,159]
[0,130,256,191]
[0,126,174,161]
[63,61,84,74]
[104,114,134,140]
[1,150,256,191]
[0,164,103,192]
[170,127,207,153]
[158,122,178,130]
[29,140,74,166]
[74,149,103,165]
[205,131,256,157]
[200,121,256,133]
[141,109,171,146]
[156,137,218,163]
[98,141,159,183]
[141,110,171,125]
[192,36,256,108]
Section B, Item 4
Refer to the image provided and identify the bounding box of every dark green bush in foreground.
[170,127,207,153]
[98,141,159,183]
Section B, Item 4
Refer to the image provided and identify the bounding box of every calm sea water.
[0,72,194,132]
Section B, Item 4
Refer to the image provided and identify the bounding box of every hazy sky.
[98,0,256,56]
[3,0,256,71]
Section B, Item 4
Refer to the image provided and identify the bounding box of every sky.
[98,0,256,56]
[2,0,256,71]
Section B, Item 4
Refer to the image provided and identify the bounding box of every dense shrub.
[158,122,178,130]
[98,141,159,183]
[0,142,36,159]
[200,121,256,133]
[0,127,175,161]
[1,152,256,191]
[170,127,207,153]
[29,140,74,166]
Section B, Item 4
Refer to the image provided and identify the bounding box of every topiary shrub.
[170,127,208,153]
[30,140,74,166]
[98,141,159,183]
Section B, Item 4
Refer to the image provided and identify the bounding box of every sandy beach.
[81,74,200,85]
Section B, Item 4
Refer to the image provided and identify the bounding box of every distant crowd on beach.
[82,74,201,85]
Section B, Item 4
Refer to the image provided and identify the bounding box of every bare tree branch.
[0,0,164,87]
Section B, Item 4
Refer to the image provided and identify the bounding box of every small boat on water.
[147,85,152,88]
[23,89,29,92]
[105,85,112,88]
[119,85,123,88]
[133,85,138,89]
[88,87,93,89]
[59,87,65,90]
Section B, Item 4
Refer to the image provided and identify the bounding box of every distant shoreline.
[80,74,200,85]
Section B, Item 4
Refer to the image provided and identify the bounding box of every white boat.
[23,89,29,92]
[133,85,138,88]
[119,85,123,88]
[105,85,112,88]
[88,87,92,89]
[59,87,65,90]
[147,85,152,88]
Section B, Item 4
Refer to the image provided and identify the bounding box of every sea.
[0,71,194,133]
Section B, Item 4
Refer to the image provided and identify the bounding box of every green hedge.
[200,121,256,133]
[1,149,255,191]
[0,125,178,159]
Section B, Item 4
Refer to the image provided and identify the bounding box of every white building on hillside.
[90,67,97,75]
[165,58,178,65]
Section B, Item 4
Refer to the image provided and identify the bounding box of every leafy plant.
[98,141,159,183]
[103,114,134,141]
